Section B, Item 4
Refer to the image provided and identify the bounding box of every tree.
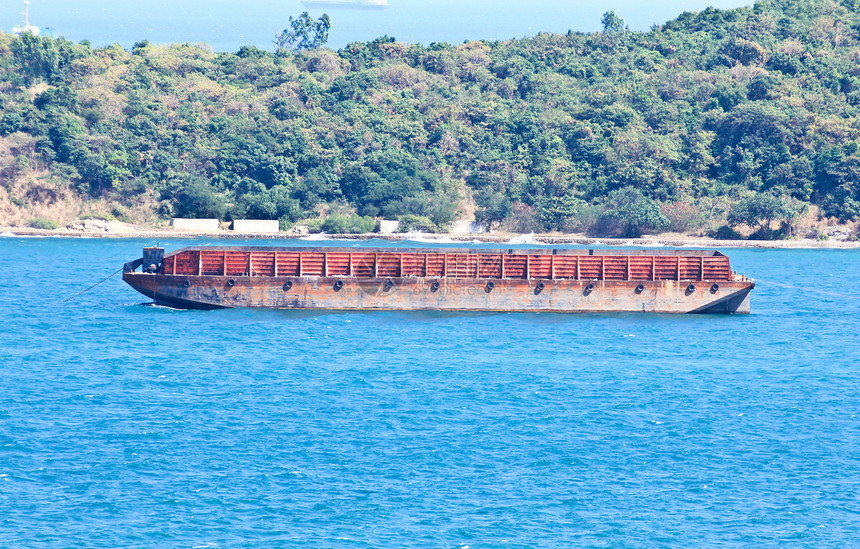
[11,32,60,85]
[174,179,227,219]
[537,195,586,231]
[11,33,90,85]
[596,188,669,238]
[727,192,806,237]
[601,11,626,34]
[321,213,376,234]
[474,191,511,229]
[275,12,331,52]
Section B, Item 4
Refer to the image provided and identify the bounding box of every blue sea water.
[1,236,859,547]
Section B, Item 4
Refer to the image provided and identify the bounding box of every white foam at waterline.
[299,233,333,241]
[507,233,537,244]
[0,232,15,237]
[401,232,459,244]
[143,303,186,311]
[626,241,667,248]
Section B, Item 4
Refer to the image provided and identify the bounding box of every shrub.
[592,188,669,238]
[559,204,602,234]
[174,180,226,219]
[709,225,743,240]
[26,218,59,230]
[474,191,511,230]
[661,202,706,233]
[382,190,460,230]
[320,214,348,233]
[0,112,24,135]
[350,215,377,234]
[727,192,807,239]
[158,200,175,219]
[727,193,785,234]
[397,214,439,233]
[321,212,376,234]
[278,215,296,232]
[240,184,302,222]
[305,217,324,233]
[822,195,860,223]
[537,195,587,232]
[502,202,541,233]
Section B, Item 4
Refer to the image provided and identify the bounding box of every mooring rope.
[751,277,860,300]
[63,267,124,303]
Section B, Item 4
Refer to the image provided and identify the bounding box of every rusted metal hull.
[123,245,753,314]
[123,273,753,314]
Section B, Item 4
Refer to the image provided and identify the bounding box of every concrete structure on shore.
[451,220,487,234]
[378,220,400,234]
[231,220,279,233]
[170,218,220,232]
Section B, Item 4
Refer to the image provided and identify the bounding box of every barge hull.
[123,273,754,314]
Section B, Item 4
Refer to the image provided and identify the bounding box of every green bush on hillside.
[592,189,669,238]
[26,218,59,230]
[320,212,376,234]
[397,214,440,233]
[727,192,807,239]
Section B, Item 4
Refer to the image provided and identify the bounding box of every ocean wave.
[399,232,458,243]
[507,233,537,245]
[1,232,47,238]
[298,233,335,241]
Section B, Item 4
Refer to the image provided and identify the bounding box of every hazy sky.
[2,0,752,51]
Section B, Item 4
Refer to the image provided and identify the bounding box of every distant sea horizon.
[1,0,749,52]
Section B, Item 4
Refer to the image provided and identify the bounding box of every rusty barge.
[122,246,754,314]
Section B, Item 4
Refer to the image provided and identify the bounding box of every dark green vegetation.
[25,217,59,230]
[275,12,331,53]
[2,0,860,236]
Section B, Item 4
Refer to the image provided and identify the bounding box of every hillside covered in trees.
[2,0,860,237]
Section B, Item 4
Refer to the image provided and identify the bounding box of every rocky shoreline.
[2,223,859,249]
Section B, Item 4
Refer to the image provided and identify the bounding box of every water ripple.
[1,239,858,546]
